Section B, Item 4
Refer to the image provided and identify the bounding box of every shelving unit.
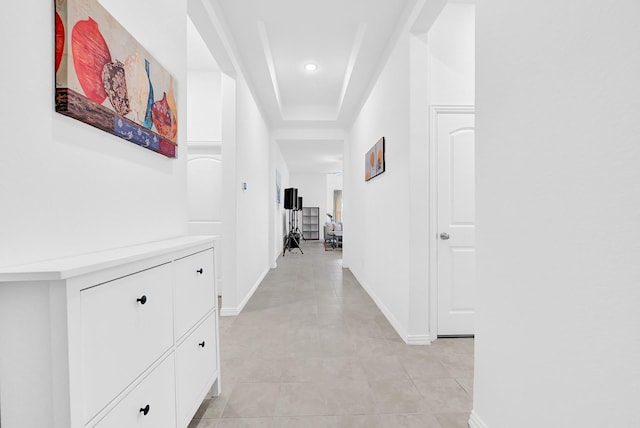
[301,206,320,240]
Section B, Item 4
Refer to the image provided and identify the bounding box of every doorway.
[430,106,476,337]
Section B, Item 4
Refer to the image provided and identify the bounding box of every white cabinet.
[176,311,218,427]
[174,248,216,339]
[81,263,174,422]
[94,355,176,428]
[0,236,220,428]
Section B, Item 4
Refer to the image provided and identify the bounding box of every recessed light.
[304,63,318,72]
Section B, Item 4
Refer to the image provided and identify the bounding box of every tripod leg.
[282,235,289,256]
[283,209,293,257]
[291,234,304,254]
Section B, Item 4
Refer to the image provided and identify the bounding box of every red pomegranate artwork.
[55,0,178,157]
[71,18,111,104]
[55,12,64,72]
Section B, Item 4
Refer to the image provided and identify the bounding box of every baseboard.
[348,268,409,343]
[407,334,432,345]
[237,266,269,313]
[219,307,239,317]
[468,410,488,428]
[219,266,269,317]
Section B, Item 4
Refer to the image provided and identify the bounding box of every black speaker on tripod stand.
[284,188,297,210]
[283,188,303,255]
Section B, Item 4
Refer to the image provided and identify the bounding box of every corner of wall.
[348,268,410,344]
[220,264,269,316]
[468,411,489,428]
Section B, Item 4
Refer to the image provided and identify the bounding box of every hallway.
[189,242,473,427]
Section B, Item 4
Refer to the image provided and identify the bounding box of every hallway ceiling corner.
[207,0,414,130]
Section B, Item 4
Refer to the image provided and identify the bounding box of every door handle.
[440,232,450,240]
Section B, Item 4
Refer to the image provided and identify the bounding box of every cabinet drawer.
[94,354,176,428]
[81,263,174,422]
[174,248,215,339]
[176,311,218,427]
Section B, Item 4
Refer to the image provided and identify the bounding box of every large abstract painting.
[365,137,385,181]
[55,0,178,157]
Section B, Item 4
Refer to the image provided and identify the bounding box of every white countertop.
[0,235,219,282]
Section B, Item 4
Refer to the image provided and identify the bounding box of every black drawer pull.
[136,295,147,305]
[196,268,204,274]
[139,404,150,416]
[199,341,206,348]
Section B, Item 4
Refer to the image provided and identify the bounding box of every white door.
[436,109,475,336]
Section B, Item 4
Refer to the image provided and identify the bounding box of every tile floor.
[189,241,474,428]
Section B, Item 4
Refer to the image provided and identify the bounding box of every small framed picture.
[365,137,385,181]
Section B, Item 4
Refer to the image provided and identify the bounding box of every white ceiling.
[189,0,420,173]
[277,139,344,174]
[212,0,412,129]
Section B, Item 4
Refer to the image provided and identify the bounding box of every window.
[333,190,342,223]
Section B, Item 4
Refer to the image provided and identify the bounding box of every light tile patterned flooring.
[189,242,473,428]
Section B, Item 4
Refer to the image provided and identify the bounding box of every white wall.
[188,7,272,315]
[407,33,431,343]
[346,30,412,338]
[230,74,271,313]
[472,1,640,427]
[187,71,222,143]
[428,3,475,105]
[0,0,188,268]
[220,73,238,313]
[271,144,290,265]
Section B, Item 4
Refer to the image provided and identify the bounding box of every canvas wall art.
[365,137,385,181]
[276,169,282,204]
[55,0,178,157]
